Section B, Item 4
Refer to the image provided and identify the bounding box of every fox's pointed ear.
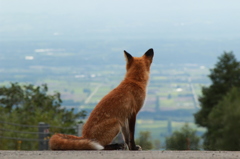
[124,50,133,63]
[144,48,154,61]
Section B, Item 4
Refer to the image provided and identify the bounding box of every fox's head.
[124,48,154,81]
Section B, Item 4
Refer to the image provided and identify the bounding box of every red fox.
[49,48,154,150]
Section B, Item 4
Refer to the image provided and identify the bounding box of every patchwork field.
[0,43,211,146]
[17,63,209,144]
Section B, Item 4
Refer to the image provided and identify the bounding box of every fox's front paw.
[135,145,142,151]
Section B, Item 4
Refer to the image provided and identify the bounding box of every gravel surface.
[0,150,240,159]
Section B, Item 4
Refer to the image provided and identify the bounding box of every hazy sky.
[1,0,240,64]
[0,0,240,40]
[1,0,239,14]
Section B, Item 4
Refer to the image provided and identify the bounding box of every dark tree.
[167,119,172,135]
[0,83,86,150]
[194,52,240,149]
[208,87,240,150]
[155,95,160,112]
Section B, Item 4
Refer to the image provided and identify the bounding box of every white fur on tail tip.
[91,141,104,150]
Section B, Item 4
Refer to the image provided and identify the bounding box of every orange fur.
[49,49,154,150]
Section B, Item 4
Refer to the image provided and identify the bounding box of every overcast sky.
[0,0,240,40]
[1,0,239,14]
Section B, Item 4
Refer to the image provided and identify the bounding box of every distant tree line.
[135,131,161,150]
[165,124,200,150]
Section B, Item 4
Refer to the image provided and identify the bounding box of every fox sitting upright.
[49,48,154,150]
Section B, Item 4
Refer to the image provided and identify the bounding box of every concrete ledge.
[0,150,240,159]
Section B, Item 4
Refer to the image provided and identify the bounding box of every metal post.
[77,124,83,136]
[39,122,50,150]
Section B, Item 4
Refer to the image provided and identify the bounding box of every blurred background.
[0,0,240,150]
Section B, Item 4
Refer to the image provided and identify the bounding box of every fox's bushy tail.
[49,133,104,150]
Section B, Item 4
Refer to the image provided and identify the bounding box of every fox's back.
[84,80,146,121]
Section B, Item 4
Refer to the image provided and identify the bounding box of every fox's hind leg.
[121,120,130,150]
[87,118,121,147]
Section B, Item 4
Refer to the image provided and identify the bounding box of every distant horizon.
[1,0,240,65]
[1,39,240,67]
